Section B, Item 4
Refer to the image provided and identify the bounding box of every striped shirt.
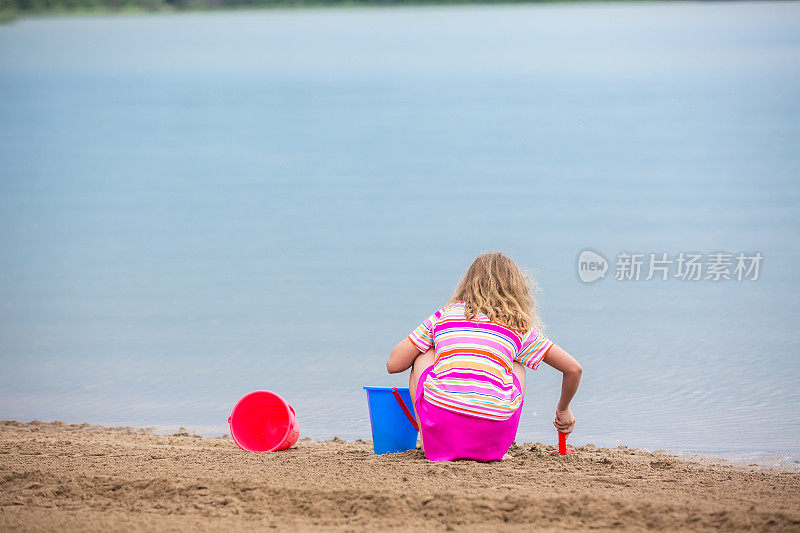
[408,302,554,421]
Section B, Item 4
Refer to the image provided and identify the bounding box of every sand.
[1,421,799,531]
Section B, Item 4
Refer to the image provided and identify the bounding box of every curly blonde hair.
[449,252,544,335]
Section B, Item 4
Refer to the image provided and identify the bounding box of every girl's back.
[408,301,552,421]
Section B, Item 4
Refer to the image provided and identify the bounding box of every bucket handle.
[229,405,295,424]
[390,387,419,431]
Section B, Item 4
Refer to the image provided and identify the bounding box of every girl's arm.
[542,343,582,434]
[387,338,422,374]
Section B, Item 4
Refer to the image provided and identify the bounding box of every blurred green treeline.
[1,0,604,22]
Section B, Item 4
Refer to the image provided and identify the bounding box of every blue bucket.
[363,386,419,454]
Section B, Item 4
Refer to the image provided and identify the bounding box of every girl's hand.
[554,408,575,434]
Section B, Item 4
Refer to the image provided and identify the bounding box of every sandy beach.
[1,420,799,531]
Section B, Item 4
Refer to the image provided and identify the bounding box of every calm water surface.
[1,1,799,463]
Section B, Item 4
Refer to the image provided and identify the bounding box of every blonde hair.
[449,251,544,335]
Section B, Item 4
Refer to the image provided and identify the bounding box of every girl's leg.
[409,348,435,421]
[513,361,527,396]
[502,362,527,461]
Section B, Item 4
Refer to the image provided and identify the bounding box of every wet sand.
[1,420,799,531]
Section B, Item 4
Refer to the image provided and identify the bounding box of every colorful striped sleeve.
[407,310,439,353]
[515,329,554,370]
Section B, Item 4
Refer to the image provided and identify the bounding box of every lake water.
[1,1,799,464]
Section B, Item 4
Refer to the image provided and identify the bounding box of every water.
[1,1,799,462]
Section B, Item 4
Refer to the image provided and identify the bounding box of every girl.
[386,252,582,462]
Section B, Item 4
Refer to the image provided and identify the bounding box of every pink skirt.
[414,366,523,462]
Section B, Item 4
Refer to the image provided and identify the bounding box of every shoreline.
[10,418,800,470]
[2,420,799,531]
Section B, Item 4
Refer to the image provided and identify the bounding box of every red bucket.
[228,391,299,452]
